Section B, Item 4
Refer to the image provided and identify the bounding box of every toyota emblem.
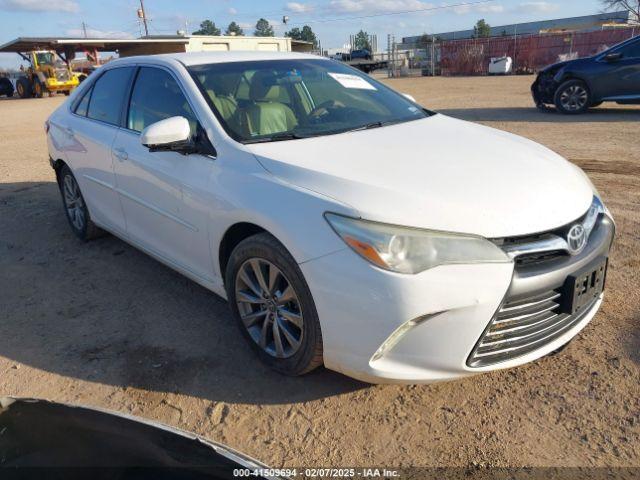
[567,224,587,255]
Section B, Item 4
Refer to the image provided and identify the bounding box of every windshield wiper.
[354,121,384,131]
[244,132,311,144]
[339,120,395,134]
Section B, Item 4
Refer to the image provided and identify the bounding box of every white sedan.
[46,51,614,384]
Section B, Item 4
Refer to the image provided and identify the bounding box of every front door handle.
[113,147,128,162]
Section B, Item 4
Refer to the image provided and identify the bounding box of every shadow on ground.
[0,181,367,405]
[438,106,640,123]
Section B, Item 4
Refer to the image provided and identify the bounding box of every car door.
[598,38,640,99]
[63,67,135,235]
[111,65,216,283]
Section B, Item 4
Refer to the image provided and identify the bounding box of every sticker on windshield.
[328,73,377,90]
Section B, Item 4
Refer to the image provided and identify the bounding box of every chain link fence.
[387,27,638,77]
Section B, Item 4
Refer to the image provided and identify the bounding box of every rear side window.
[87,68,134,126]
[127,67,198,133]
[73,86,92,116]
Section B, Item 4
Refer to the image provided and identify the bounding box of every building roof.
[0,35,300,54]
[0,37,189,53]
[402,11,634,44]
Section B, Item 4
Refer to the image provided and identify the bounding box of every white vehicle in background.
[488,56,513,75]
[45,51,614,384]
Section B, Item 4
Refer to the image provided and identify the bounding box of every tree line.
[191,18,319,47]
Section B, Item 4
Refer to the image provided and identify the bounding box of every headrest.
[249,71,282,102]
[201,73,237,96]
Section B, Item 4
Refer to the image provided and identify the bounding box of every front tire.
[225,233,323,376]
[33,79,44,98]
[16,77,32,98]
[59,165,104,241]
[554,79,590,114]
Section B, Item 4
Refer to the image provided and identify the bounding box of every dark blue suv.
[532,34,640,114]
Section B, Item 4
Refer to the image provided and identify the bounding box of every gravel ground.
[0,75,638,470]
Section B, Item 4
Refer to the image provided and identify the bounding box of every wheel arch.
[556,72,593,96]
[218,222,269,284]
[51,158,68,187]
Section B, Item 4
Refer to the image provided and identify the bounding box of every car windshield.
[188,59,430,143]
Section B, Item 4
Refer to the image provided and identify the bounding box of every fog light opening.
[370,311,446,364]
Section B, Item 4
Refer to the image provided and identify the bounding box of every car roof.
[110,51,328,68]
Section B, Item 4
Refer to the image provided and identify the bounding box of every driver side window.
[127,67,198,133]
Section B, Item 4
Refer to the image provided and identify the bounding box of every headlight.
[583,196,604,236]
[325,213,511,274]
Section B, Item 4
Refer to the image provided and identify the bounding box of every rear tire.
[225,233,323,376]
[59,165,104,241]
[16,77,32,98]
[554,79,590,115]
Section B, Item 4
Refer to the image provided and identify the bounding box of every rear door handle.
[113,147,128,162]
[65,127,74,137]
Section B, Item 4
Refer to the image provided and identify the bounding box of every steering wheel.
[308,100,345,119]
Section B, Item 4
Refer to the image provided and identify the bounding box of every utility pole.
[82,21,88,38]
[138,0,149,37]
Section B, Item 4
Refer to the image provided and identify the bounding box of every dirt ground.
[1,75,638,470]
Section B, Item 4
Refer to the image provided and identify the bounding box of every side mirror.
[604,52,622,62]
[402,93,417,103]
[140,116,193,154]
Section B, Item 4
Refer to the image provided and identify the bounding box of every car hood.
[247,114,594,238]
[539,56,592,74]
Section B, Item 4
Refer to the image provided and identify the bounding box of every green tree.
[254,18,274,37]
[473,19,491,38]
[353,30,371,50]
[226,21,244,36]
[285,25,318,47]
[192,20,221,36]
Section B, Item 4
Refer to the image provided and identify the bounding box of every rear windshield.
[188,59,429,143]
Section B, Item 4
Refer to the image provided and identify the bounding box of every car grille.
[514,249,568,267]
[467,289,597,368]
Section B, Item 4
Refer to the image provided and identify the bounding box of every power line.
[286,0,499,26]
[171,0,498,27]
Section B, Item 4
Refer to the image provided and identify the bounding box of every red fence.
[440,28,639,76]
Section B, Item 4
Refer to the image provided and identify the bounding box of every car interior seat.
[201,73,239,124]
[242,71,298,137]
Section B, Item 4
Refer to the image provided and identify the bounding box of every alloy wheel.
[559,85,588,112]
[63,174,86,231]
[234,258,304,358]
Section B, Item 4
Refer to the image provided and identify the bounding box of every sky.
[0,0,614,68]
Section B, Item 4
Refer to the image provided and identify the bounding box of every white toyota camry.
[46,51,614,384]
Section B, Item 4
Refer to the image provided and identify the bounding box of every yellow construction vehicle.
[15,50,79,98]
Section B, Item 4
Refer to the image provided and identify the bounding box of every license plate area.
[561,257,607,315]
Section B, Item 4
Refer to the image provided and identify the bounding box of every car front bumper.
[531,72,558,106]
[300,215,614,384]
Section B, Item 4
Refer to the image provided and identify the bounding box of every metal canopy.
[0,37,189,54]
